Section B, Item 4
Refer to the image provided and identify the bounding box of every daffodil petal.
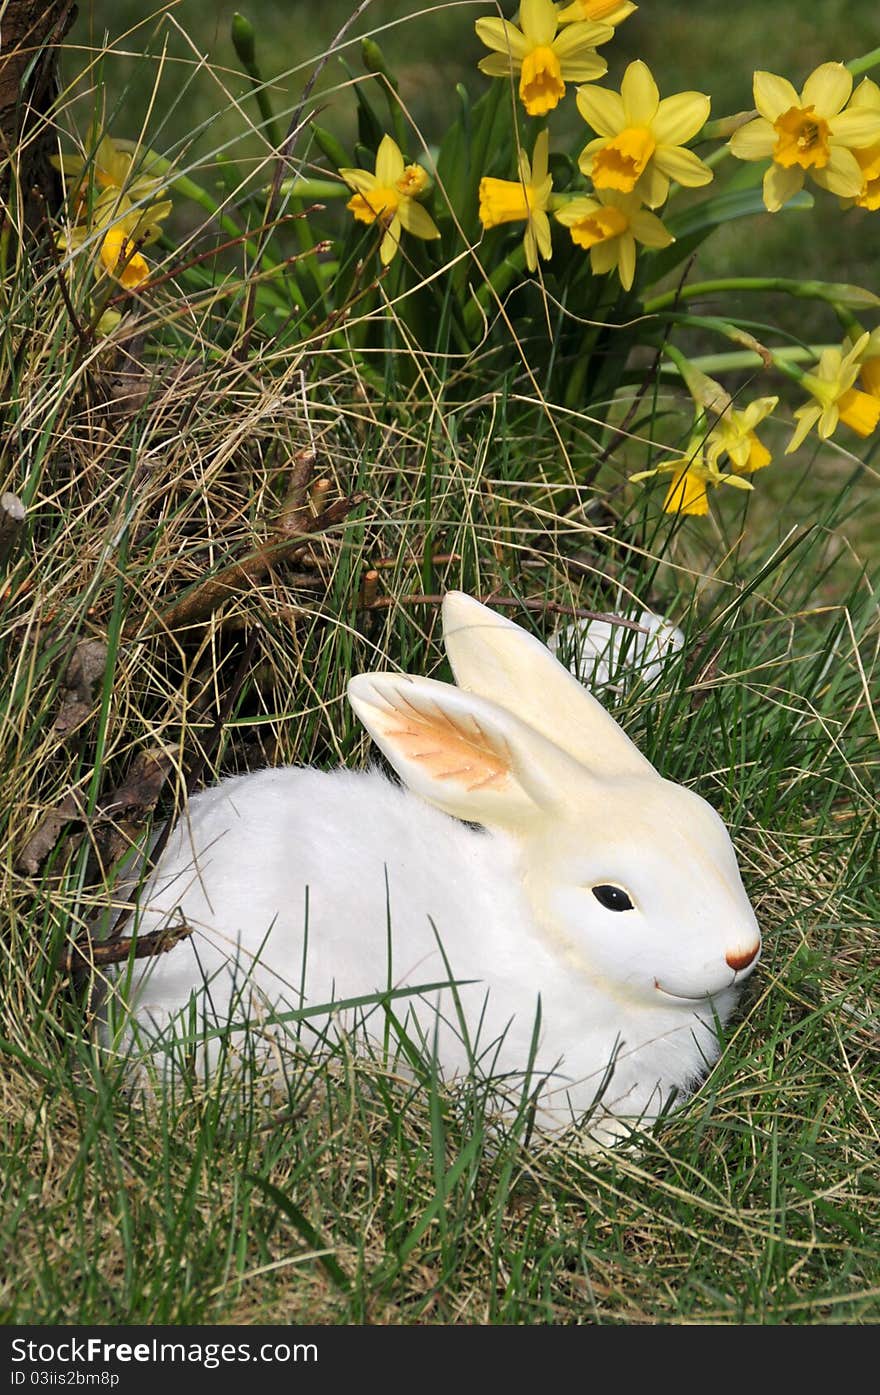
[617,231,636,289]
[817,403,839,438]
[523,222,538,272]
[753,70,800,122]
[728,117,776,160]
[474,17,529,61]
[520,0,559,45]
[850,77,880,109]
[379,215,401,265]
[810,144,863,196]
[339,168,379,195]
[741,396,779,427]
[553,52,608,82]
[589,238,619,275]
[52,154,87,176]
[801,62,852,117]
[577,136,610,176]
[554,195,600,225]
[478,53,518,77]
[633,162,669,208]
[630,208,674,248]
[553,21,613,60]
[762,161,804,211]
[531,129,550,183]
[652,91,711,146]
[397,201,440,238]
[653,144,714,187]
[621,60,659,125]
[786,405,821,454]
[533,209,553,261]
[830,107,880,146]
[375,135,405,186]
[575,83,625,136]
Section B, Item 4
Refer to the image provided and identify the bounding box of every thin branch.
[60,920,192,974]
[362,593,648,633]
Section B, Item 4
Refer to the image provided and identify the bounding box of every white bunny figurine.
[104,592,761,1144]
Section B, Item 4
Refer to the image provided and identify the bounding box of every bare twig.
[361,592,648,632]
[277,446,317,534]
[129,489,366,639]
[60,920,192,975]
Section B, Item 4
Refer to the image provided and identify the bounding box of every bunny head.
[348,592,760,1017]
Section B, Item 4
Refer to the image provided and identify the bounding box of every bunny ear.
[347,672,591,831]
[441,592,655,780]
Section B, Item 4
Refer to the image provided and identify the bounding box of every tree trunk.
[0,1,77,234]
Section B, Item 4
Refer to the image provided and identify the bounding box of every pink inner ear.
[376,692,513,792]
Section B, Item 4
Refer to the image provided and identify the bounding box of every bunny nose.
[725,944,759,972]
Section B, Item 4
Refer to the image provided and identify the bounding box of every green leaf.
[246,1175,351,1293]
[645,187,814,285]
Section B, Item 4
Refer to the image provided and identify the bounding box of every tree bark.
[0,1,77,232]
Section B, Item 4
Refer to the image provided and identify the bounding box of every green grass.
[1,0,878,1327]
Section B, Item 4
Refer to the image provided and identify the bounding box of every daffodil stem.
[644,278,878,314]
[113,141,287,281]
[661,342,692,377]
[462,248,526,339]
[847,47,880,78]
[278,178,348,202]
[766,352,808,386]
[657,346,833,378]
[833,307,864,343]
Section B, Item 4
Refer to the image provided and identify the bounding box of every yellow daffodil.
[56,193,168,291]
[577,61,712,208]
[631,439,753,517]
[96,225,149,288]
[339,135,440,266]
[52,130,171,292]
[475,0,612,118]
[557,0,637,28]
[842,78,880,210]
[728,63,880,212]
[51,131,168,208]
[786,334,880,453]
[856,328,880,399]
[554,189,672,291]
[704,396,778,474]
[671,360,777,473]
[57,221,149,289]
[478,129,553,272]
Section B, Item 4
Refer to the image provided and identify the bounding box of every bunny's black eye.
[592,884,634,912]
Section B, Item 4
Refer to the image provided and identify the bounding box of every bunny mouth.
[653,978,734,1003]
